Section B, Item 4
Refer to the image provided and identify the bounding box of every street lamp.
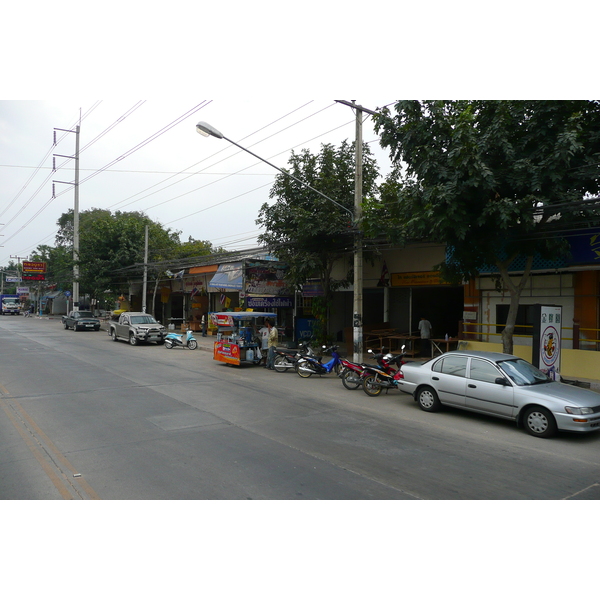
[196,120,364,362]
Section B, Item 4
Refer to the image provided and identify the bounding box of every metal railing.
[460,321,600,351]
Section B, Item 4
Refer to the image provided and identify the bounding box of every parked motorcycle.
[273,341,315,373]
[340,347,405,390]
[362,346,408,397]
[295,345,342,378]
[164,329,198,350]
[339,357,369,390]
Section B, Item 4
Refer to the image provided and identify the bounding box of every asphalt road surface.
[2,315,600,500]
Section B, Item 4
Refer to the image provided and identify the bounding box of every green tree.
[256,141,380,342]
[55,209,180,307]
[373,100,600,353]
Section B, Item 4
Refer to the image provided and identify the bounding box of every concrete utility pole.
[142,225,148,313]
[53,119,81,310]
[353,104,364,363]
[335,100,385,363]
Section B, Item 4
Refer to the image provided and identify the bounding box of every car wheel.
[64,322,69,330]
[523,406,557,438]
[417,386,442,412]
[111,330,118,342]
[73,324,78,331]
[129,333,138,346]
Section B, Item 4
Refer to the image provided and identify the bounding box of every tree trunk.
[497,255,534,355]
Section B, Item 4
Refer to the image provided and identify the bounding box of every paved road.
[1,316,600,500]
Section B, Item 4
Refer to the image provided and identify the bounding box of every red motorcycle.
[340,346,406,391]
[362,346,408,397]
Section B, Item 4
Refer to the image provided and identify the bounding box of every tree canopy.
[36,208,217,310]
[256,141,380,340]
[373,100,600,352]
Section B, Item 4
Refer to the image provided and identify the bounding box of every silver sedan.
[400,350,600,438]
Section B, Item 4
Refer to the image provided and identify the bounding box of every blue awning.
[208,262,243,290]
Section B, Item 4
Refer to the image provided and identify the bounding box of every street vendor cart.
[210,312,277,366]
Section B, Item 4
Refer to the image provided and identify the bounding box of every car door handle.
[468,384,477,388]
[432,376,439,381]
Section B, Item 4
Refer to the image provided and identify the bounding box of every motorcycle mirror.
[401,344,406,351]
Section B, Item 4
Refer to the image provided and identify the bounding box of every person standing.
[258,322,269,366]
[418,316,432,357]
[265,318,278,370]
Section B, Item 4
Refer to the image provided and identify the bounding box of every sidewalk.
[64,316,600,392]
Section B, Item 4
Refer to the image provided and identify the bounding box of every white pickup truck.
[108,312,167,346]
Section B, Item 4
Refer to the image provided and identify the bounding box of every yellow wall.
[460,341,600,381]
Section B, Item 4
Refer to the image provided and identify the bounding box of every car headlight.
[565,406,594,415]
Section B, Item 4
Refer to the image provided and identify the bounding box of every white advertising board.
[538,305,562,380]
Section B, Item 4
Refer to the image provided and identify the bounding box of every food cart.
[210,312,277,366]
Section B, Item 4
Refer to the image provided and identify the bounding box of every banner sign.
[247,296,293,309]
[245,265,292,296]
[213,340,240,365]
[6,277,21,283]
[22,261,46,273]
[17,287,30,294]
[210,313,234,327]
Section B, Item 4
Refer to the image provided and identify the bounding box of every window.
[433,355,468,377]
[495,304,535,335]
[469,358,503,384]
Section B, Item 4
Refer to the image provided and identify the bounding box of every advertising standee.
[532,305,562,380]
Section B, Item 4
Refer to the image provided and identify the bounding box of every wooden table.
[364,329,397,352]
[384,334,419,355]
[430,337,460,356]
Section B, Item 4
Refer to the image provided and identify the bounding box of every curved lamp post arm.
[196,122,354,220]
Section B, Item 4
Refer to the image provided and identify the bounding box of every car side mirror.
[495,377,510,386]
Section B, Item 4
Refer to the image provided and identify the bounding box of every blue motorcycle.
[295,345,342,378]
[164,329,198,350]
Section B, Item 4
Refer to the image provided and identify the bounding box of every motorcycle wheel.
[334,362,342,376]
[295,360,313,378]
[273,355,289,373]
[363,375,383,397]
[342,369,362,390]
[188,340,198,350]
[165,340,173,349]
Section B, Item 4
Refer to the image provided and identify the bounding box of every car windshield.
[130,315,158,324]
[498,359,551,386]
[78,311,94,318]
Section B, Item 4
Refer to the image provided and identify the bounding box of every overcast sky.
[2,0,596,592]
[0,99,395,265]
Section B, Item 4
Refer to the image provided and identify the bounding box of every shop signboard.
[22,261,46,273]
[391,271,449,286]
[22,274,45,281]
[6,277,21,283]
[532,305,562,380]
[247,296,293,310]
